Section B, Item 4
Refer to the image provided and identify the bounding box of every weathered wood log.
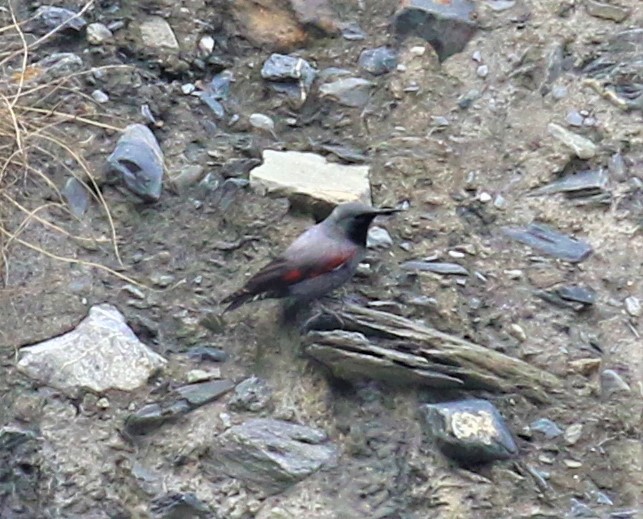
[303,304,562,403]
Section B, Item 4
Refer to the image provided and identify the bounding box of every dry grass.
[0,1,146,287]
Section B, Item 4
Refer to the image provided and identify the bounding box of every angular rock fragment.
[18,304,167,397]
[139,16,180,50]
[401,260,469,275]
[124,401,191,436]
[208,419,337,494]
[228,376,273,412]
[530,169,610,203]
[34,53,83,81]
[199,71,234,119]
[582,29,643,112]
[125,379,234,436]
[547,123,597,159]
[585,0,631,22]
[62,177,90,217]
[358,46,398,75]
[600,369,631,397]
[249,150,371,211]
[394,0,478,62]
[319,77,374,107]
[107,124,164,202]
[261,54,317,106]
[420,399,518,464]
[33,6,87,33]
[502,223,593,263]
[530,418,563,439]
[86,23,113,45]
[367,226,393,249]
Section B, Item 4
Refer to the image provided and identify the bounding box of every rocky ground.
[0,0,641,518]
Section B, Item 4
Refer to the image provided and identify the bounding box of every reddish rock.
[230,0,339,51]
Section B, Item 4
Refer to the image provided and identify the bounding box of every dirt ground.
[0,0,641,517]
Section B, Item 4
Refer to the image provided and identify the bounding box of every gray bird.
[221,201,400,312]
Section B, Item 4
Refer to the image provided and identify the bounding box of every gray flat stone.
[250,150,371,209]
[140,16,179,50]
[18,304,167,397]
[209,418,337,494]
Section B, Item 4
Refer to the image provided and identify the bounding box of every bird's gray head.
[325,201,400,246]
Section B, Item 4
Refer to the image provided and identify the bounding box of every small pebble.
[199,35,215,55]
[563,459,582,469]
[479,192,492,203]
[96,397,110,409]
[91,90,109,103]
[565,111,584,127]
[472,50,482,62]
[86,22,112,45]
[181,83,195,95]
[551,85,568,99]
[564,423,583,445]
[476,65,489,78]
[493,194,507,209]
[367,226,393,249]
[505,269,523,279]
[249,113,277,138]
[448,250,466,259]
[410,46,426,56]
[187,368,221,383]
[530,418,563,439]
[509,323,527,342]
[624,296,641,317]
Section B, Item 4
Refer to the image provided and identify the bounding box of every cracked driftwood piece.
[303,304,562,402]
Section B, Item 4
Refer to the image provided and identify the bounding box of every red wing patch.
[281,269,303,283]
[310,251,355,278]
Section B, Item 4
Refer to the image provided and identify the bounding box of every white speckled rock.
[18,304,167,396]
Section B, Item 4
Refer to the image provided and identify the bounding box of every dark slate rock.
[261,54,316,86]
[62,177,89,217]
[209,418,337,494]
[33,6,87,33]
[394,0,478,62]
[150,492,211,519]
[556,285,597,305]
[502,223,593,263]
[199,70,234,118]
[106,124,164,202]
[261,54,317,105]
[420,399,518,464]
[0,426,44,515]
[124,401,190,436]
[530,418,563,439]
[358,46,398,75]
[401,260,469,275]
[228,376,272,412]
[187,346,228,363]
[175,379,235,407]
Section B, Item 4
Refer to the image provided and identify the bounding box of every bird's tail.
[220,289,253,313]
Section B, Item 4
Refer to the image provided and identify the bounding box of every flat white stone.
[18,304,167,396]
[140,16,179,50]
[250,150,371,207]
